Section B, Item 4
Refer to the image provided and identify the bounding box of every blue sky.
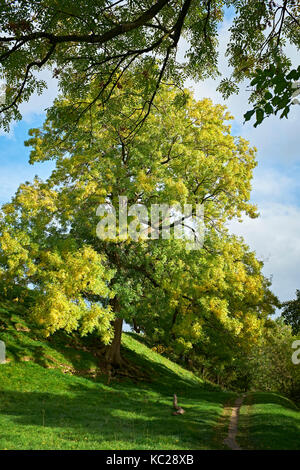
[0,18,299,307]
[0,117,55,204]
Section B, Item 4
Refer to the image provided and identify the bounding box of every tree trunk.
[105,316,123,367]
[133,317,141,333]
[171,307,178,339]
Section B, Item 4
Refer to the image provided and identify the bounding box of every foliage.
[244,64,300,126]
[0,191,115,342]
[0,84,278,358]
[0,1,299,131]
[136,233,279,387]
[281,289,300,335]
[181,317,300,398]
[246,319,300,402]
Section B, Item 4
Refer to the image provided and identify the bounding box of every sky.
[0,15,299,308]
[184,17,300,306]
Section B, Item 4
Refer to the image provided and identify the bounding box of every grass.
[1,299,299,450]
[238,392,300,450]
[0,299,235,450]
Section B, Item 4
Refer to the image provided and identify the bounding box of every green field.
[0,300,299,450]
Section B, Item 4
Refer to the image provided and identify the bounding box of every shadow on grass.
[0,303,101,372]
[245,411,300,450]
[239,392,300,450]
[1,302,218,398]
[120,340,218,399]
[0,386,222,449]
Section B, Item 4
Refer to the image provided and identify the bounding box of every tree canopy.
[0,0,299,131]
[281,289,300,335]
[246,319,300,400]
[0,83,278,366]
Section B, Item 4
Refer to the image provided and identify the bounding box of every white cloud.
[0,70,58,137]
[19,69,58,120]
[251,166,300,205]
[229,203,300,303]
[185,20,300,165]
[241,109,300,164]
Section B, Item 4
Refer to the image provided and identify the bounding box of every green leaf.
[244,109,255,122]
[255,108,264,126]
[264,91,273,100]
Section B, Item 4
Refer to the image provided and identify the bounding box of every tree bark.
[133,318,141,333]
[105,297,123,367]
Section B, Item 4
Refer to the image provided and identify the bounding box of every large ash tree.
[0,83,278,368]
[0,0,299,131]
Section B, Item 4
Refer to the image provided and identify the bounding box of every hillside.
[0,299,234,450]
[0,299,299,450]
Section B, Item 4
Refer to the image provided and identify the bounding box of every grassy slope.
[0,300,234,450]
[0,300,299,450]
[238,392,300,450]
